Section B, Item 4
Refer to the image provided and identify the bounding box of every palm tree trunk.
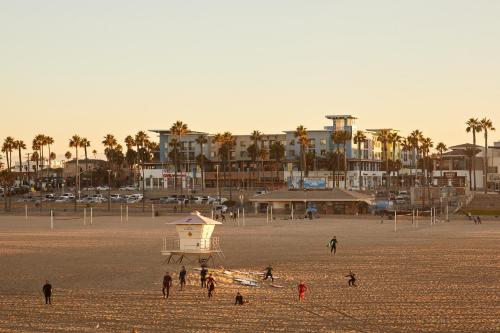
[358,143,362,189]
[343,143,347,189]
[472,131,476,191]
[18,148,23,173]
[484,131,488,194]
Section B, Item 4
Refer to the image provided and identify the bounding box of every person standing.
[207,276,216,299]
[179,266,187,291]
[200,266,208,288]
[328,236,338,254]
[234,292,244,305]
[297,281,307,301]
[42,280,52,305]
[162,272,172,299]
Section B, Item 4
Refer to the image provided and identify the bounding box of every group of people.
[162,265,218,300]
[214,211,238,223]
[41,234,356,306]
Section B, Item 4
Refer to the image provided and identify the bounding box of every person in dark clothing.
[42,280,52,305]
[206,274,215,288]
[346,271,357,287]
[328,236,338,254]
[477,216,482,224]
[200,267,208,288]
[207,278,215,298]
[162,272,173,299]
[221,214,226,222]
[179,266,187,291]
[263,265,274,281]
[234,292,244,305]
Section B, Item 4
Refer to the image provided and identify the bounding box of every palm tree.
[31,151,40,172]
[169,121,189,190]
[409,130,424,186]
[249,130,262,183]
[81,138,90,171]
[479,118,495,193]
[464,147,479,191]
[102,134,118,170]
[92,149,97,159]
[294,125,308,188]
[435,142,447,178]
[14,140,26,175]
[1,137,15,172]
[1,137,15,211]
[375,130,391,189]
[212,133,224,195]
[65,151,72,160]
[419,137,434,186]
[465,118,482,191]
[195,134,208,189]
[221,132,236,198]
[69,135,83,211]
[33,134,46,172]
[353,131,366,189]
[270,141,285,190]
[400,138,411,186]
[45,136,54,171]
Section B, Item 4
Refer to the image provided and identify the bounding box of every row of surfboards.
[193,267,283,288]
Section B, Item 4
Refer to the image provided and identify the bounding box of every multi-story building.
[144,114,417,190]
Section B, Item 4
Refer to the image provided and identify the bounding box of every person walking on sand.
[42,280,52,305]
[162,272,172,299]
[234,292,245,305]
[346,271,357,287]
[179,266,187,291]
[206,274,215,288]
[297,281,308,300]
[477,216,482,224]
[200,266,208,288]
[263,265,274,281]
[328,236,338,254]
[207,277,216,298]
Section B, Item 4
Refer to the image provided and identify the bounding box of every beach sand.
[0,214,498,332]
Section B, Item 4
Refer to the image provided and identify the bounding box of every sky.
[1,0,499,158]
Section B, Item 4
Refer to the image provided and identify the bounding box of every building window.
[240,141,246,147]
[320,150,326,156]
[288,150,295,157]
[320,139,327,145]
[289,140,295,146]
[210,152,216,158]
[230,151,236,159]
[240,151,247,158]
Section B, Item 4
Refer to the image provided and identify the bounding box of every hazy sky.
[1,0,499,158]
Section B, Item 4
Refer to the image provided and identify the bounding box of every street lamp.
[107,169,111,212]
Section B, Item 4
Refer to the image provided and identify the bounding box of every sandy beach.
[0,214,498,332]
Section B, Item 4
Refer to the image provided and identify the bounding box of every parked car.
[255,190,267,195]
[119,185,137,191]
[126,194,143,203]
[44,193,56,201]
[394,196,406,204]
[96,186,110,191]
[82,186,96,191]
[110,194,125,202]
[214,205,228,213]
[190,196,204,204]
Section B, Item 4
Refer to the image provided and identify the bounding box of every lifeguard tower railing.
[161,237,222,255]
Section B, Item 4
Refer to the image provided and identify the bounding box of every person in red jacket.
[297,281,307,301]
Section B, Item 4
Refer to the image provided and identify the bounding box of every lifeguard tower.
[161,211,223,266]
